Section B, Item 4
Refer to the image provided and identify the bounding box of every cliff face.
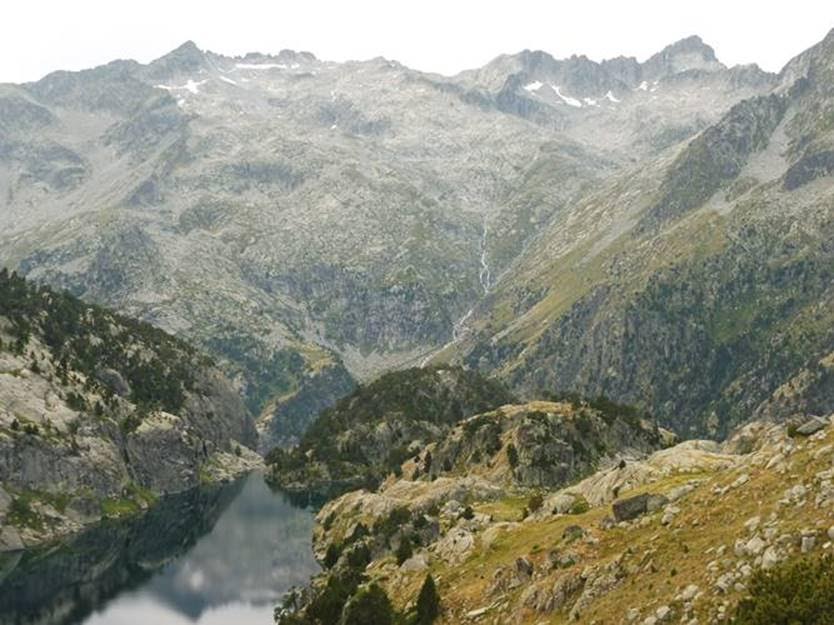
[0,271,260,550]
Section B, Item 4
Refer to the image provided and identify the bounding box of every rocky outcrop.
[402,399,672,489]
[284,414,834,625]
[0,272,259,549]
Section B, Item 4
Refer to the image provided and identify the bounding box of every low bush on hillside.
[732,555,834,625]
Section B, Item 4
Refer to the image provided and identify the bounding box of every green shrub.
[340,583,394,625]
[569,496,590,515]
[345,543,371,570]
[732,555,834,625]
[307,568,364,625]
[506,443,519,469]
[527,493,544,513]
[324,543,342,569]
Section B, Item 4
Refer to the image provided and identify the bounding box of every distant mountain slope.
[0,270,258,549]
[443,29,834,438]
[0,36,773,441]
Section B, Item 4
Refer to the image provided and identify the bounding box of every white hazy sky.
[1,0,832,83]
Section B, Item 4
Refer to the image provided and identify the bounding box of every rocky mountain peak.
[642,34,724,79]
[145,40,208,79]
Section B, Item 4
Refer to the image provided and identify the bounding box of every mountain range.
[1,31,832,450]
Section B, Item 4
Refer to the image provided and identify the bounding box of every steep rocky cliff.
[0,270,259,549]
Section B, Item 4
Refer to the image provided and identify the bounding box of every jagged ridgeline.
[0,269,256,549]
[267,366,516,494]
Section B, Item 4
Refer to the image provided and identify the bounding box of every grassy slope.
[363,421,834,624]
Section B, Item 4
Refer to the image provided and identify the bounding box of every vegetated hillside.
[0,35,774,443]
[266,366,515,495]
[0,269,259,549]
[399,398,672,490]
[445,29,834,439]
[279,410,834,625]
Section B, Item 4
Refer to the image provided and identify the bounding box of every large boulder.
[612,493,669,522]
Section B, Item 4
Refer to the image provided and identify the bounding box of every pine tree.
[415,574,440,625]
[395,535,413,565]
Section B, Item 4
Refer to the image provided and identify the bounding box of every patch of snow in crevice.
[523,81,544,92]
[583,97,599,106]
[219,76,238,85]
[183,79,206,94]
[551,85,582,108]
[154,79,207,95]
[604,90,621,103]
[636,81,649,91]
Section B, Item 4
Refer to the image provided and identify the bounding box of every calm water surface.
[0,473,320,625]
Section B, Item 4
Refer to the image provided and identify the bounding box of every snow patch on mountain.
[552,85,582,107]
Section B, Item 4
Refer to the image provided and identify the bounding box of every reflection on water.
[0,474,320,625]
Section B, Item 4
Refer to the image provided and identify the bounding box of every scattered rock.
[794,416,828,436]
[801,533,817,553]
[661,505,680,526]
[761,546,785,570]
[401,553,429,572]
[731,473,750,488]
[434,527,475,564]
[745,536,766,557]
[0,525,23,552]
[678,584,699,602]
